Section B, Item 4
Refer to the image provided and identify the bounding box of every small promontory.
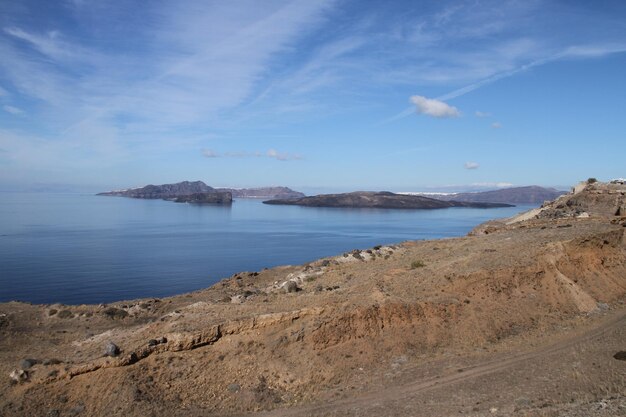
[263,191,513,209]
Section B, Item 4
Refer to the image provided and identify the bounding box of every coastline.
[1,187,625,416]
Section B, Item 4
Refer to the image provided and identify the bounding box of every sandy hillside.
[1,181,625,416]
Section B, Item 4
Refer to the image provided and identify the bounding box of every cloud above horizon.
[201,148,303,161]
[3,105,23,115]
[410,95,460,118]
[471,182,513,188]
[464,161,480,170]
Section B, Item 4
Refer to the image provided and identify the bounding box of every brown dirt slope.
[1,182,625,416]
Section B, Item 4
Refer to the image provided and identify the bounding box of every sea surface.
[0,192,533,305]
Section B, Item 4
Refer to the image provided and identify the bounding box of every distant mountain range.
[98,183,563,208]
[97,181,304,203]
[263,191,512,209]
[432,186,566,205]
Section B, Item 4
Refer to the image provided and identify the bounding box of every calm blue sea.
[0,192,532,305]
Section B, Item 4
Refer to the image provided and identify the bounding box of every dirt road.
[252,311,626,417]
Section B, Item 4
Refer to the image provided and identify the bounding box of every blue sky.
[0,0,625,193]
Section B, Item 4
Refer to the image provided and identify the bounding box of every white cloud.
[201,149,219,158]
[464,161,479,170]
[3,105,23,115]
[202,148,302,161]
[410,95,460,118]
[471,182,513,188]
[491,122,502,128]
[475,111,491,118]
[267,149,302,161]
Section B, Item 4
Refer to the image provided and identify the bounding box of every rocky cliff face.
[264,191,512,209]
[536,181,626,219]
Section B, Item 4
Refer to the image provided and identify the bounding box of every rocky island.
[263,191,513,209]
[2,180,625,416]
[98,181,305,204]
[97,181,232,204]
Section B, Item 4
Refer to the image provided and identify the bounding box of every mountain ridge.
[433,185,566,205]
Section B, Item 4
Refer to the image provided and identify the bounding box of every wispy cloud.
[475,111,491,118]
[201,149,219,158]
[1,0,625,188]
[266,149,303,161]
[410,95,460,118]
[4,27,94,63]
[3,105,23,115]
[471,182,513,188]
[201,148,303,161]
[491,122,502,129]
[464,161,480,170]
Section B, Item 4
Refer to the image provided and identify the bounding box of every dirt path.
[251,311,626,417]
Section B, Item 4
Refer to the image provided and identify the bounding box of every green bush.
[587,177,598,184]
[410,260,425,269]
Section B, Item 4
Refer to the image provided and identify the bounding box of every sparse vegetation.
[56,310,74,319]
[102,307,128,320]
[587,177,598,184]
[410,260,425,269]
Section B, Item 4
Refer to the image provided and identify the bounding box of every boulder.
[284,281,299,293]
[9,369,28,383]
[19,358,38,370]
[104,342,120,357]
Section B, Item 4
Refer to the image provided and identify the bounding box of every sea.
[0,192,532,305]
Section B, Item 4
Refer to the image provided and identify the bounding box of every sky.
[0,0,625,193]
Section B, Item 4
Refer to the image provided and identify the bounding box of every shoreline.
[1,200,533,306]
[1,208,625,415]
